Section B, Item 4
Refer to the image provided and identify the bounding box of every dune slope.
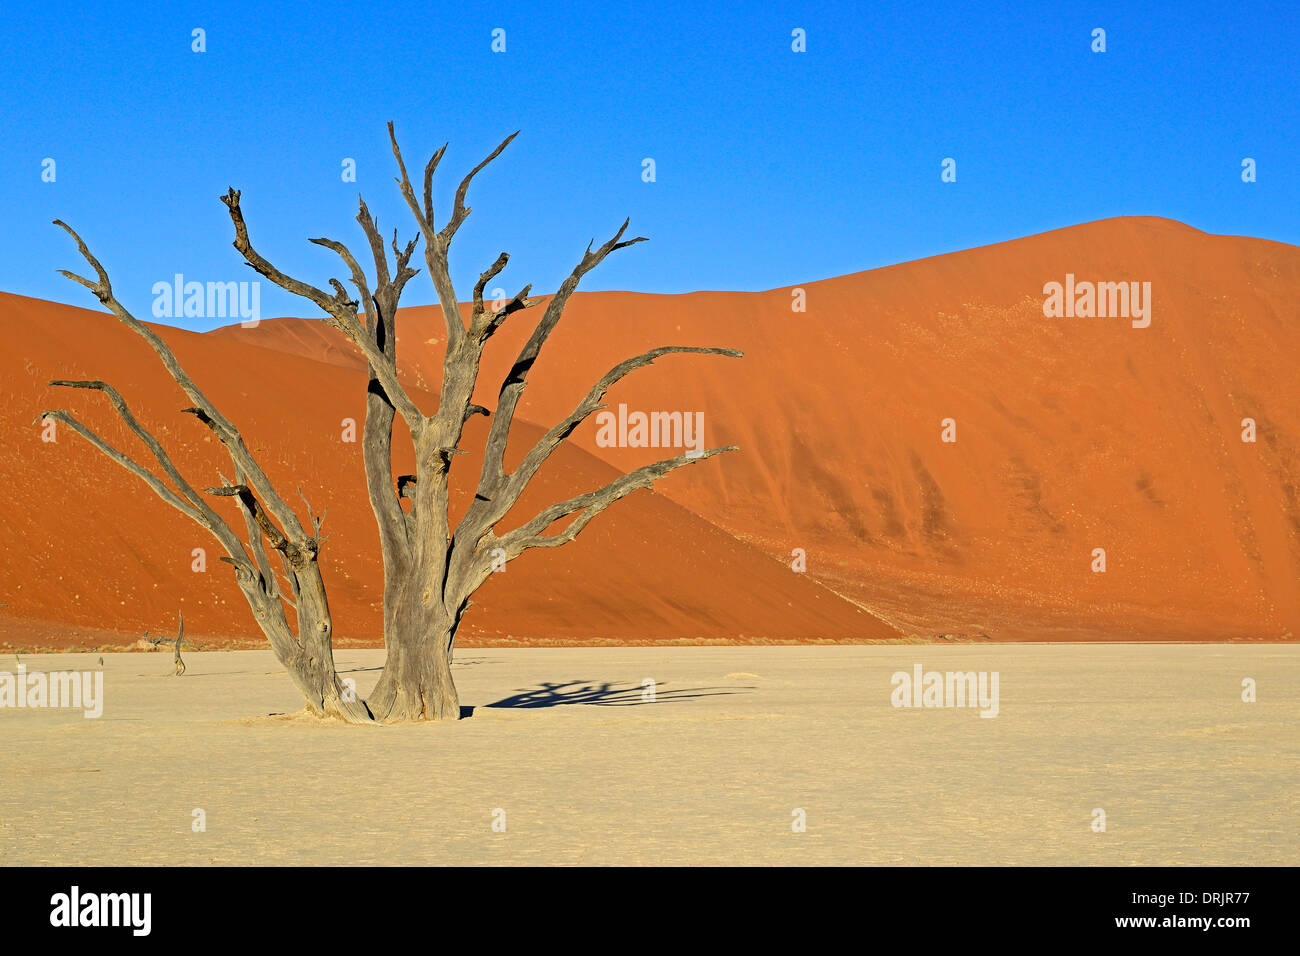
[3,216,1297,645]
[0,292,893,648]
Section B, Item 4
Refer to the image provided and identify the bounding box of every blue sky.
[2,0,1295,329]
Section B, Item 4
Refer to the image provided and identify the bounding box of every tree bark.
[366,582,460,721]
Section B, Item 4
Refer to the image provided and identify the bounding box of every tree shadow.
[483,679,753,709]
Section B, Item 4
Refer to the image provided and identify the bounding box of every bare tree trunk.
[366,579,460,721]
[240,576,374,723]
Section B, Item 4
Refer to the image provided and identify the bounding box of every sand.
[3,216,1298,649]
[2,644,1295,865]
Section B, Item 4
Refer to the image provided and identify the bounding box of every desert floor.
[1,644,1295,865]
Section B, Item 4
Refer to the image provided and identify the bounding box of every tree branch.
[500,445,738,555]
[218,191,427,433]
[308,236,376,331]
[309,216,415,566]
[478,219,647,491]
[439,131,519,245]
[388,123,518,355]
[459,346,741,545]
[53,218,317,551]
[206,483,318,571]
[36,409,203,525]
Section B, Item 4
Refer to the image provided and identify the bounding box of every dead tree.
[142,611,197,675]
[172,611,185,676]
[43,124,741,722]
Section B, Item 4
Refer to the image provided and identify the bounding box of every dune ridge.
[2,216,1297,647]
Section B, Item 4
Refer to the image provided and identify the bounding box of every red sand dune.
[2,216,1297,647]
[0,294,891,648]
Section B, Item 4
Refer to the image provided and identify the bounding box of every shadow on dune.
[482,679,754,709]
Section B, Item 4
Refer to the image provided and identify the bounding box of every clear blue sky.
[2,0,1295,329]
